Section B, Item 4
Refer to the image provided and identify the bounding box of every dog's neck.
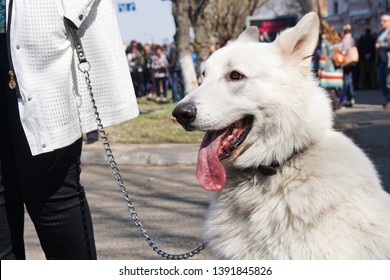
[257,149,302,176]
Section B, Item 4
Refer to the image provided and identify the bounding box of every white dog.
[172,12,390,259]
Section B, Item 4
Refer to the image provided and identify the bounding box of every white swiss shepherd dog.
[172,12,390,259]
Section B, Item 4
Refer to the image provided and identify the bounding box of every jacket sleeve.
[58,0,97,28]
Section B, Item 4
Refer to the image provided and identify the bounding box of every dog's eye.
[202,70,205,77]
[229,71,245,81]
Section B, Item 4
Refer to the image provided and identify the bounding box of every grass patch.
[104,98,205,144]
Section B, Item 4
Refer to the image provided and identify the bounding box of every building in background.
[246,15,298,41]
[253,0,389,39]
[325,0,390,38]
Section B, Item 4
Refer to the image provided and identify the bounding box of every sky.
[114,0,176,45]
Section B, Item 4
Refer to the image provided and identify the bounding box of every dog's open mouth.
[196,116,253,192]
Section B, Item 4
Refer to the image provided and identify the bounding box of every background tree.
[171,0,268,93]
[204,0,268,49]
[170,0,318,94]
[171,0,209,93]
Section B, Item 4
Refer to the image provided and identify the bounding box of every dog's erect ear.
[274,12,319,66]
[236,26,260,43]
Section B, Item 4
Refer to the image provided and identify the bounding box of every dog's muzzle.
[172,102,197,130]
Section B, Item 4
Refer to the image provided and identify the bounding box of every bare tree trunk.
[172,0,198,93]
[190,1,212,63]
[191,0,269,65]
[170,0,270,93]
[208,0,268,43]
[193,13,212,62]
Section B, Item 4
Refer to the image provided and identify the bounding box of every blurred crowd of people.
[125,41,198,103]
[125,39,226,104]
[313,14,390,110]
[126,41,182,103]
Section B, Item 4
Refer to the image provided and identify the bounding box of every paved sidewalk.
[23,89,390,260]
[334,89,390,193]
[81,143,199,166]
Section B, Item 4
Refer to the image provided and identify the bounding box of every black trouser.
[0,33,96,260]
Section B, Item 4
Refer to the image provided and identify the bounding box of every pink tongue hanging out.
[196,131,227,192]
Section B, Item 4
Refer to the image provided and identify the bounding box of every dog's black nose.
[172,102,197,126]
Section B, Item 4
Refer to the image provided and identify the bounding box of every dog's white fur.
[177,12,390,259]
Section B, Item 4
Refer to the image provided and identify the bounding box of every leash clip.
[64,18,88,64]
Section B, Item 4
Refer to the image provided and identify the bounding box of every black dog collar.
[258,149,302,176]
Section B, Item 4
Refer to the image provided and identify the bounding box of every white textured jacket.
[6,0,139,155]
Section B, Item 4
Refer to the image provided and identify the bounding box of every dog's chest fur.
[205,164,320,259]
[204,137,390,260]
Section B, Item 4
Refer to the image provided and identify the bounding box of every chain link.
[80,66,207,259]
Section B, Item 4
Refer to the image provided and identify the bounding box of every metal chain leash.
[78,61,207,260]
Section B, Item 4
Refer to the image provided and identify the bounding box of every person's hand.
[375,42,380,49]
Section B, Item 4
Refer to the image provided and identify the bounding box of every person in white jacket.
[0,0,139,259]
